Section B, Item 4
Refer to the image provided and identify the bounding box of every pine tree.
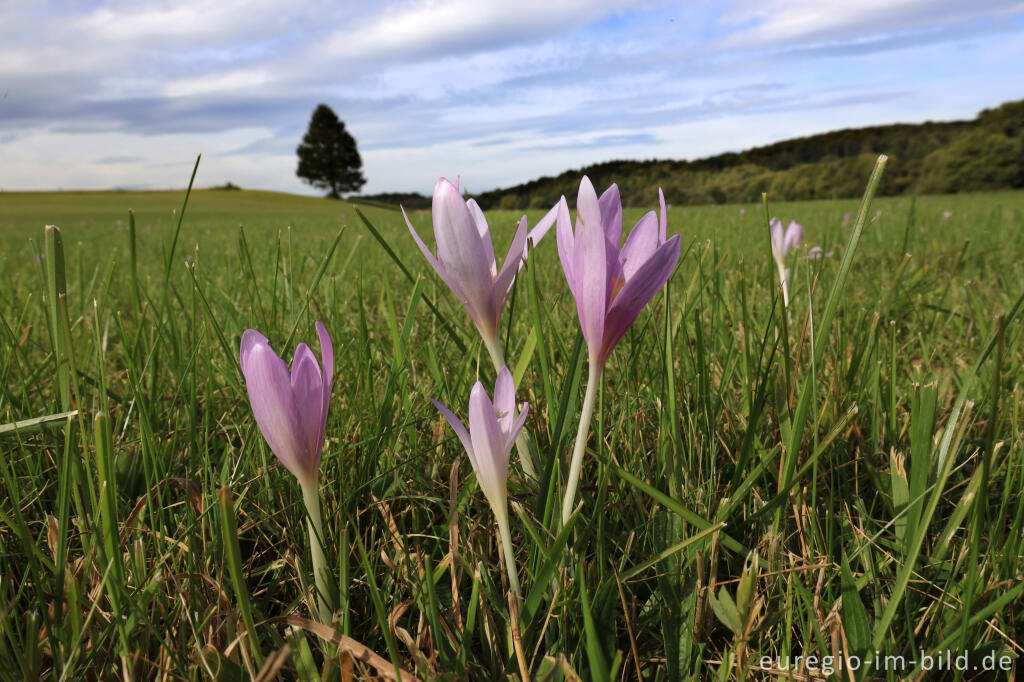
[296,104,366,198]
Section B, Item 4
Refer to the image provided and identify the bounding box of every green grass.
[1,172,1022,681]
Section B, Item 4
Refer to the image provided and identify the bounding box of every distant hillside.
[358,98,1024,209]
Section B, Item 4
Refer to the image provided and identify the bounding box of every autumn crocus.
[807,245,831,260]
[556,176,681,524]
[431,367,528,599]
[406,177,553,479]
[240,322,333,623]
[769,218,803,308]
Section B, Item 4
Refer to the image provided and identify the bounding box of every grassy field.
[1,166,1023,681]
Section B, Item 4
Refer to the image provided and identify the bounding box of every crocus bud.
[431,367,527,524]
[240,322,333,486]
[431,367,528,597]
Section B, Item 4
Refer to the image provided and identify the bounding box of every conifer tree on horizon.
[296,104,366,198]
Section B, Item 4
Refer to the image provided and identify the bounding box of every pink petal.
[555,197,578,297]
[620,211,659,281]
[769,218,783,261]
[315,321,333,452]
[578,180,608,357]
[431,398,475,464]
[468,382,508,510]
[494,215,528,311]
[403,206,468,302]
[597,183,622,249]
[290,342,324,468]
[601,235,681,363]
[240,329,268,369]
[527,200,560,248]
[658,188,667,244]
[784,221,803,253]
[466,198,497,276]
[432,179,498,334]
[492,366,515,432]
[575,176,602,241]
[505,403,529,453]
[241,339,311,482]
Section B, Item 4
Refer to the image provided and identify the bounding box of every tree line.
[361,98,1024,209]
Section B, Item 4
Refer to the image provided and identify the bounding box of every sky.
[1,0,1022,196]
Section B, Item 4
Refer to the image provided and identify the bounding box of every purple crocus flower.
[239,321,335,622]
[405,177,546,348]
[770,218,803,263]
[769,218,803,307]
[240,322,333,486]
[555,176,681,367]
[431,367,528,598]
[556,176,680,524]
[942,210,952,219]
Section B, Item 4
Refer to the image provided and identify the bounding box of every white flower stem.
[561,360,602,526]
[496,510,521,601]
[776,262,791,309]
[300,477,332,624]
[483,334,539,480]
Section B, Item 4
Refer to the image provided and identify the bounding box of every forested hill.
[361,98,1023,209]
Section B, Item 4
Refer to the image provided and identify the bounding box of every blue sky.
[1,0,1022,195]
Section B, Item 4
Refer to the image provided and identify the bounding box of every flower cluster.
[237,173,824,632]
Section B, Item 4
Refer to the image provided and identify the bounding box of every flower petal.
[770,218,783,261]
[601,235,681,363]
[598,182,623,249]
[468,382,508,510]
[290,342,324,468]
[492,366,515,433]
[577,178,608,357]
[784,221,803,253]
[403,206,468,302]
[240,328,268,370]
[431,398,475,464]
[494,214,528,311]
[315,321,333,451]
[575,176,602,243]
[555,197,578,296]
[527,200,560,250]
[658,188,667,244]
[241,339,311,482]
[432,178,496,330]
[505,403,529,453]
[466,198,497,277]
[619,211,659,282]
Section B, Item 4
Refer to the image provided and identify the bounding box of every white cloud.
[720,0,1024,47]
[161,68,271,98]
[72,0,315,45]
[311,0,630,63]
[0,0,1020,194]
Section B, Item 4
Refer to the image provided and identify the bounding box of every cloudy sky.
[1,0,1022,195]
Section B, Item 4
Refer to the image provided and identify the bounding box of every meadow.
[1,161,1023,681]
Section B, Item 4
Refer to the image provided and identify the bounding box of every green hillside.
[363,98,1024,209]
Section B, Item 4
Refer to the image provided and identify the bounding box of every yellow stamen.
[610,275,626,302]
